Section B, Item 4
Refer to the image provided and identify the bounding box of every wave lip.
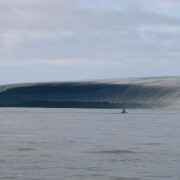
[0,76,180,109]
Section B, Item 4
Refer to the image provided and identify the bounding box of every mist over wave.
[0,76,180,109]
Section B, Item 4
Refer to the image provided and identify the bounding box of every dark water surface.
[0,108,179,180]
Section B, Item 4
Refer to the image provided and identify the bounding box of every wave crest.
[0,77,180,108]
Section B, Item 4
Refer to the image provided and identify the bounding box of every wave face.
[0,77,180,109]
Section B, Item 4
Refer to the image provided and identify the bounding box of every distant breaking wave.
[0,77,180,109]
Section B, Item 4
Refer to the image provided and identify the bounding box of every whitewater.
[0,76,180,108]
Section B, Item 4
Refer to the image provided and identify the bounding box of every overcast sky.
[0,0,180,84]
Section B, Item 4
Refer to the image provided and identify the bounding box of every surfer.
[121,99,128,114]
[121,108,127,114]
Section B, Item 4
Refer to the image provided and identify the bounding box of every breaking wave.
[0,76,180,109]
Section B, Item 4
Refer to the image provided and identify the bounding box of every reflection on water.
[0,108,179,180]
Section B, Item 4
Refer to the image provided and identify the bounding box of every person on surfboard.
[121,99,128,114]
[121,107,127,114]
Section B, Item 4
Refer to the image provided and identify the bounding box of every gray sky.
[0,0,180,84]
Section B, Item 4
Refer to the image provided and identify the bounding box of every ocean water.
[0,108,179,180]
[1,76,180,109]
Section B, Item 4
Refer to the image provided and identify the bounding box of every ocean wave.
[0,76,180,108]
